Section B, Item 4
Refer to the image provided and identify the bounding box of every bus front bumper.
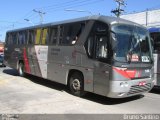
[107,78,154,98]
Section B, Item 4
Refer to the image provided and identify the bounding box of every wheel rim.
[72,79,81,91]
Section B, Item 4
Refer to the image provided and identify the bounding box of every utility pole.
[146,9,148,26]
[33,9,46,24]
[111,0,126,17]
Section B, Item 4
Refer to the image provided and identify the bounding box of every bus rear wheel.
[18,62,25,77]
[69,72,86,97]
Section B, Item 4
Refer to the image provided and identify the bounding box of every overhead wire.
[16,0,92,24]
[35,0,83,10]
[29,0,104,22]
[44,0,104,12]
[1,0,105,29]
[20,0,91,21]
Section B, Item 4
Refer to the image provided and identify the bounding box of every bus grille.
[128,83,151,95]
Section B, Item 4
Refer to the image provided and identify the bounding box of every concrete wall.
[121,9,160,28]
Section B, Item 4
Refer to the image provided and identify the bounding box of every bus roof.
[148,27,160,33]
[7,15,143,33]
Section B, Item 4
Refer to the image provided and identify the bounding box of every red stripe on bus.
[138,70,142,77]
[113,67,137,79]
[23,48,31,73]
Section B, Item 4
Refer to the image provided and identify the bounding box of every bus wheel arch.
[68,70,86,97]
[18,60,25,77]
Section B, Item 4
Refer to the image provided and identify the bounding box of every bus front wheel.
[18,62,25,77]
[69,72,86,97]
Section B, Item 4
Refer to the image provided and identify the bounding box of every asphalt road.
[0,66,160,114]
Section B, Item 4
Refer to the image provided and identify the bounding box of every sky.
[0,0,160,41]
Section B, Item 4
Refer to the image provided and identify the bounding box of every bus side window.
[5,33,10,45]
[59,22,85,45]
[71,23,85,45]
[8,33,13,45]
[18,32,22,45]
[41,28,49,45]
[49,27,58,45]
[35,29,41,45]
[58,26,63,45]
[60,25,70,45]
[85,36,94,58]
[12,33,18,45]
[28,30,35,45]
[18,31,26,45]
[24,31,28,45]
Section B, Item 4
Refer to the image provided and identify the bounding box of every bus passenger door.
[93,35,110,96]
[85,21,110,96]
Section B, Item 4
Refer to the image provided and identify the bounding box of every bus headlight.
[120,82,129,87]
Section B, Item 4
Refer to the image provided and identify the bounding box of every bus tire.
[69,72,86,97]
[18,62,25,77]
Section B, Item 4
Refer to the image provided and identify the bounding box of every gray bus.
[4,15,154,98]
[149,27,160,87]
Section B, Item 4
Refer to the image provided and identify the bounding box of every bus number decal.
[142,56,150,62]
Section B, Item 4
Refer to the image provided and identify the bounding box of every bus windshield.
[111,24,152,63]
